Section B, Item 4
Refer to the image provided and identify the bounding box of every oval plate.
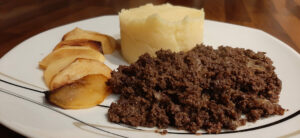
[0,15,300,138]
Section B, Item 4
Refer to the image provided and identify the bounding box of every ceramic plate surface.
[0,15,300,138]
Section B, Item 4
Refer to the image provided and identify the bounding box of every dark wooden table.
[1,0,300,137]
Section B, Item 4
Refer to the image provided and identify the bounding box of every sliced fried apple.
[39,46,105,69]
[46,74,111,109]
[62,28,116,54]
[53,39,103,53]
[49,58,111,90]
[44,57,75,88]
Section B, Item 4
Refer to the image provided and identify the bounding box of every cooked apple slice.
[44,57,75,88]
[62,28,116,54]
[49,58,112,90]
[46,74,111,109]
[39,46,105,69]
[53,39,103,53]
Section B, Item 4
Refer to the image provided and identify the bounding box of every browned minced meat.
[107,44,284,133]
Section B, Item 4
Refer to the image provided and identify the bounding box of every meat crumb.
[155,129,168,135]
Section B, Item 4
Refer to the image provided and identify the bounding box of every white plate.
[0,15,300,138]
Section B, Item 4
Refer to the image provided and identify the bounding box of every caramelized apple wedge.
[49,58,112,90]
[44,57,75,88]
[46,74,111,109]
[53,39,103,53]
[39,46,105,69]
[62,28,116,54]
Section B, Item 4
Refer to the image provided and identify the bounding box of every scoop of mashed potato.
[119,3,205,63]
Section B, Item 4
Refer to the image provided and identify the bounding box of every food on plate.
[107,44,284,133]
[46,74,111,109]
[50,58,111,90]
[44,57,75,88]
[62,27,116,54]
[39,46,105,69]
[53,39,103,53]
[119,3,205,63]
[40,27,114,109]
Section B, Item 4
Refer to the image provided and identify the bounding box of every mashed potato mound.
[119,3,205,63]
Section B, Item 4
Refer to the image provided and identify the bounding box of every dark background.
[1,0,300,137]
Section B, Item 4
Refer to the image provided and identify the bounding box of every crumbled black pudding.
[107,44,284,133]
